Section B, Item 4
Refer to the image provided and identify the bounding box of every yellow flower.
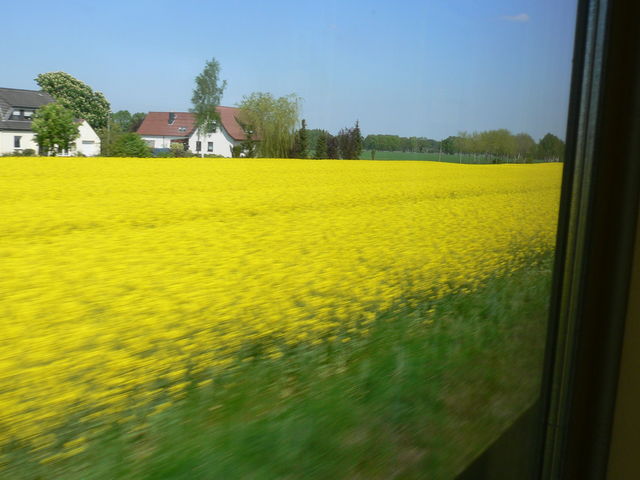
[0,157,561,456]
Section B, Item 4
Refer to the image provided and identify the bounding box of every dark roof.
[136,107,252,141]
[0,87,55,131]
[0,95,9,120]
[0,120,34,131]
[0,87,54,109]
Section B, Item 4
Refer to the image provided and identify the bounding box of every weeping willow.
[238,92,301,158]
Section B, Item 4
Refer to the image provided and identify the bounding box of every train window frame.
[457,0,640,477]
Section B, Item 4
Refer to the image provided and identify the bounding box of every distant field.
[359,150,445,161]
[359,149,547,164]
[0,157,561,478]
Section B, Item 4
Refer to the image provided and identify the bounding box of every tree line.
[363,135,440,153]
[302,123,363,160]
[27,63,565,162]
[441,130,565,162]
[235,95,363,160]
[362,130,565,163]
[360,130,565,163]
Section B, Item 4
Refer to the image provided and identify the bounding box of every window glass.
[0,1,578,478]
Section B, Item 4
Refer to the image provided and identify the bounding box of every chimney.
[168,112,176,125]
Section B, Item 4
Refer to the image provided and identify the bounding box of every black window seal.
[457,0,640,477]
[540,0,640,477]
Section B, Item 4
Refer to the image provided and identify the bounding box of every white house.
[136,107,253,157]
[0,87,101,156]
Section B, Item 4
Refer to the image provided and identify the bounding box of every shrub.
[110,133,152,157]
[231,145,243,158]
[2,149,37,157]
[31,103,80,156]
[170,143,188,157]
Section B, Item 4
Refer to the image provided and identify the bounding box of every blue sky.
[4,0,577,140]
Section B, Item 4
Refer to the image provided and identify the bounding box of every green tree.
[514,133,536,161]
[315,130,328,159]
[307,129,325,156]
[337,121,363,159]
[168,142,195,157]
[111,110,132,131]
[130,112,146,132]
[441,136,459,154]
[96,118,123,156]
[485,129,516,158]
[191,58,227,149]
[235,117,259,157]
[110,111,147,132]
[231,145,243,158]
[537,133,565,161]
[110,133,152,157]
[35,72,110,129]
[240,137,258,158]
[453,135,469,154]
[238,92,301,158]
[326,133,339,159]
[363,134,438,153]
[363,134,377,151]
[290,119,309,158]
[351,121,363,159]
[337,127,350,159]
[31,103,80,156]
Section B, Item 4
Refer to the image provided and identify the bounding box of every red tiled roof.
[217,106,251,141]
[136,112,196,137]
[136,107,252,141]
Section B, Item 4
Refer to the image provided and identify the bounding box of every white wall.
[0,120,100,156]
[139,135,187,149]
[76,120,100,156]
[139,127,243,158]
[0,131,38,154]
[188,127,239,157]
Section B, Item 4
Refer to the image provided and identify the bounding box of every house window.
[196,141,202,152]
[9,109,34,120]
[14,136,21,148]
[82,140,94,145]
[207,142,213,152]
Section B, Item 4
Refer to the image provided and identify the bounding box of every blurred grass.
[5,254,552,479]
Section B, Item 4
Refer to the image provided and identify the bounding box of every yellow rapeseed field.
[0,157,561,462]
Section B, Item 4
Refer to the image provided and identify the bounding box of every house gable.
[0,88,55,131]
[136,112,197,138]
[0,87,100,156]
[136,107,251,141]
